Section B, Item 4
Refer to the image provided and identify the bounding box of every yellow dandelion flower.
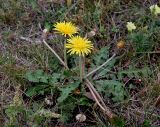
[66,36,93,56]
[54,21,78,37]
[150,4,160,16]
[126,22,136,32]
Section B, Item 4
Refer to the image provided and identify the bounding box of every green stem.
[79,56,84,82]
[64,40,68,69]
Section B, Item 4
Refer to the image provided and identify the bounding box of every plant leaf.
[96,80,127,102]
[25,70,49,83]
[49,73,61,84]
[26,85,46,97]
[58,82,80,103]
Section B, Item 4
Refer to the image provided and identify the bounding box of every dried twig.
[86,79,108,109]
[155,95,160,107]
[86,82,105,111]
[135,51,160,54]
[19,36,42,44]
[42,39,68,69]
[85,79,116,119]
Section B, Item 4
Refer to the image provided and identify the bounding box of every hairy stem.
[79,56,84,81]
[64,40,68,69]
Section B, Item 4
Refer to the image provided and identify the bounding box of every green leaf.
[25,71,39,82]
[63,70,73,77]
[118,67,150,80]
[49,73,61,84]
[28,0,37,9]
[26,85,46,97]
[25,70,49,83]
[91,46,116,78]
[111,27,119,33]
[142,120,151,127]
[79,97,92,106]
[39,73,49,83]
[128,31,152,52]
[96,80,127,102]
[44,22,52,31]
[59,97,77,122]
[113,118,125,127]
[92,46,110,66]
[58,82,80,103]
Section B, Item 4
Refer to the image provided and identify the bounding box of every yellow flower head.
[54,21,78,37]
[66,36,93,56]
[126,22,136,32]
[150,4,160,16]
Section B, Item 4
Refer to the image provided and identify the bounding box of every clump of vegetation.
[1,1,160,127]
